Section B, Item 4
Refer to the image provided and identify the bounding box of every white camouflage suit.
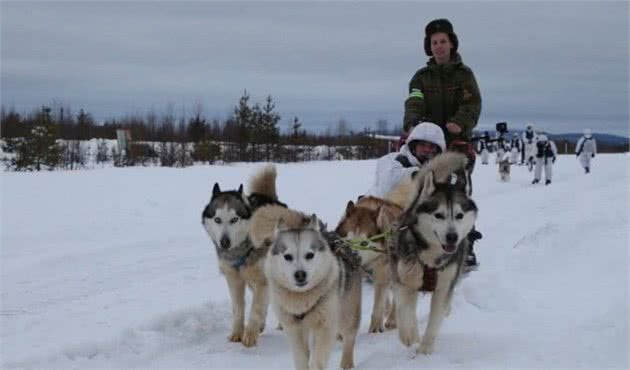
[494,134,507,164]
[522,126,538,170]
[533,135,558,184]
[366,122,446,197]
[477,139,490,164]
[510,134,522,164]
[575,130,597,173]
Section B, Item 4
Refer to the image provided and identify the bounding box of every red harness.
[419,266,438,292]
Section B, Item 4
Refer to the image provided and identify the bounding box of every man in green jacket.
[404,18,483,269]
[404,18,482,144]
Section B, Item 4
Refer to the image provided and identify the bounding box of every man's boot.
[465,228,482,270]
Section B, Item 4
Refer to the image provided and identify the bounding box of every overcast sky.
[2,1,629,136]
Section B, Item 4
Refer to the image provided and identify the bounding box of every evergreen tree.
[96,139,109,164]
[9,106,61,171]
[187,113,207,143]
[260,95,281,161]
[76,109,94,140]
[232,90,253,161]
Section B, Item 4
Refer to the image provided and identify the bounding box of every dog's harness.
[229,246,254,269]
[404,224,458,293]
[322,231,363,271]
[419,266,438,292]
[345,229,393,254]
[292,294,325,321]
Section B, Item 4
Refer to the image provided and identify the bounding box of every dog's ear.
[307,214,320,232]
[419,170,436,202]
[450,169,471,195]
[345,200,355,215]
[274,217,287,238]
[237,184,243,194]
[376,204,401,231]
[212,183,221,196]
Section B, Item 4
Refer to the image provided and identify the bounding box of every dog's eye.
[305,252,314,260]
[283,254,293,262]
[455,213,464,220]
[214,217,222,224]
[434,213,445,220]
[230,217,239,224]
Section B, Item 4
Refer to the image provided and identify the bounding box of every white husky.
[251,206,361,370]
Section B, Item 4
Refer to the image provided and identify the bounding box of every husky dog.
[252,205,361,370]
[387,152,478,355]
[499,155,511,182]
[201,164,285,347]
[335,195,402,333]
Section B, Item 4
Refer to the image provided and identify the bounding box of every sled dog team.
[202,152,478,370]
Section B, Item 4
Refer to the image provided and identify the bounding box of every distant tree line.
[1,91,396,171]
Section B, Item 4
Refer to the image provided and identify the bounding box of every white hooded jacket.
[576,132,597,157]
[366,122,446,198]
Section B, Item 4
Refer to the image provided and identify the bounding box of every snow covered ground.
[2,154,629,369]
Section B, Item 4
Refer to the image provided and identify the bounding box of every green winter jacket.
[403,53,482,143]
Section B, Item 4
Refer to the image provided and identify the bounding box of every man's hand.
[446,122,462,134]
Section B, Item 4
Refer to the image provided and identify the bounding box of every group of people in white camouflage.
[475,124,597,185]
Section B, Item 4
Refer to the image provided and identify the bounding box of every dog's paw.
[336,333,343,341]
[384,317,397,330]
[368,318,384,333]
[398,328,419,347]
[417,339,435,355]
[241,326,259,347]
[258,322,265,333]
[227,331,242,343]
[339,357,355,370]
[275,323,283,331]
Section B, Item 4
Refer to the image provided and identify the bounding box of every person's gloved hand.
[552,157,556,163]
[449,140,476,168]
[576,153,579,157]
[592,154,595,158]
[446,122,462,134]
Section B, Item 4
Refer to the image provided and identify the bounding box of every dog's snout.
[294,270,307,283]
[446,232,458,245]
[220,235,231,249]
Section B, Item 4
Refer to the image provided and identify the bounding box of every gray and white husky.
[251,206,362,370]
[387,152,478,355]
[201,164,285,347]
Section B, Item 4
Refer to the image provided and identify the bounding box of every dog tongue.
[443,244,457,253]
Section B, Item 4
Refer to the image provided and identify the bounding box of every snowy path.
[2,155,628,369]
